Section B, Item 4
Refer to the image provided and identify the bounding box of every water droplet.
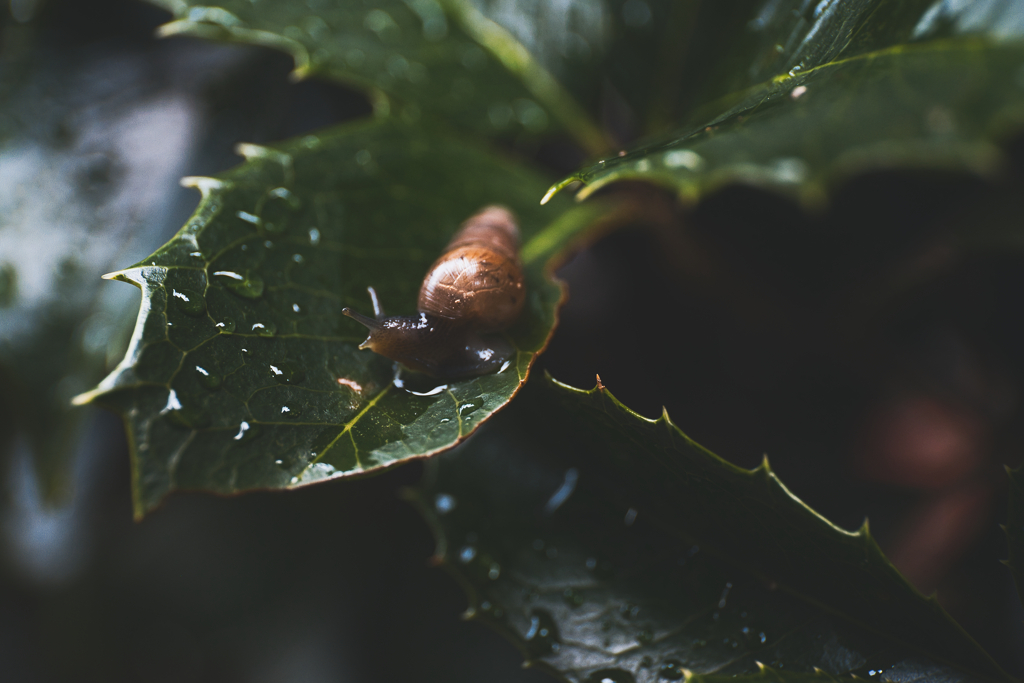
[269,360,305,384]
[663,149,704,170]
[292,253,304,263]
[759,631,766,644]
[262,187,301,234]
[586,669,635,683]
[233,421,250,440]
[487,562,500,580]
[280,404,302,418]
[195,365,222,390]
[434,493,456,514]
[291,303,301,314]
[355,149,372,165]
[585,557,597,570]
[236,210,261,225]
[524,610,559,658]
[634,159,651,172]
[308,228,321,245]
[214,270,264,299]
[252,322,277,337]
[458,545,476,563]
[658,660,684,680]
[790,85,808,99]
[718,581,732,609]
[171,288,207,317]
[216,317,236,333]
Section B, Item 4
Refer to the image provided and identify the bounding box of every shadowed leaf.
[548,1,1024,206]
[147,0,607,152]
[411,374,1008,683]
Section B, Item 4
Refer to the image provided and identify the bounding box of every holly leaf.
[1006,465,1024,611]
[147,0,607,153]
[74,118,612,517]
[546,0,1024,206]
[411,375,1007,683]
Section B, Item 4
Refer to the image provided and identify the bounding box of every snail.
[342,205,525,379]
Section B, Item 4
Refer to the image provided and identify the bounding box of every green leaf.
[1006,464,1024,611]
[546,1,1024,206]
[147,0,607,153]
[411,374,1008,682]
[75,117,610,517]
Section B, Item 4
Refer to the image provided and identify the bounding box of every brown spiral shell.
[416,205,525,332]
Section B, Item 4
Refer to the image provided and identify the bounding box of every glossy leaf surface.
[1007,465,1024,610]
[148,0,606,152]
[77,118,605,517]
[548,1,1024,205]
[413,375,1006,683]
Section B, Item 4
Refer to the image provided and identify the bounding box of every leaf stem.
[442,0,612,158]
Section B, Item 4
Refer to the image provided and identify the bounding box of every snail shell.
[342,205,525,378]
[417,205,524,330]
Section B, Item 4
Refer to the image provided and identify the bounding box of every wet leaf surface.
[78,117,609,517]
[1007,465,1024,611]
[549,1,1024,205]
[412,375,1007,683]
[147,0,605,151]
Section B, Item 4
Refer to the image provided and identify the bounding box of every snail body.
[342,206,525,379]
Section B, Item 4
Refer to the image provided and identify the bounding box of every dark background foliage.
[1,0,1023,681]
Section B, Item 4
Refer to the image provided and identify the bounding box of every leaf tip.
[154,19,189,38]
[539,184,559,206]
[858,517,871,536]
[180,176,226,197]
[70,388,99,406]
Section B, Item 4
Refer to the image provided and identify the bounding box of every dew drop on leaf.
[216,317,236,333]
[252,322,277,337]
[215,270,264,299]
[524,609,559,658]
[262,187,300,234]
[269,360,305,384]
[586,668,635,683]
[658,660,684,680]
[195,365,222,391]
[171,287,206,317]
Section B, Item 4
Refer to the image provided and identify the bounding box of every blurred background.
[1,0,1023,680]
